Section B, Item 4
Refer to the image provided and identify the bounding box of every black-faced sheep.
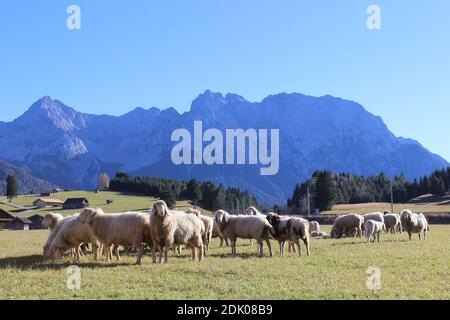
[266,213,310,256]
[150,200,204,263]
[214,209,274,258]
[400,209,429,240]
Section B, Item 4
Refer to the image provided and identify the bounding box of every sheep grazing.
[309,221,320,234]
[400,209,429,240]
[330,214,363,239]
[48,215,102,261]
[365,220,385,243]
[150,200,204,263]
[214,209,274,258]
[77,208,151,265]
[42,213,71,257]
[266,213,310,256]
[185,208,213,255]
[383,213,401,234]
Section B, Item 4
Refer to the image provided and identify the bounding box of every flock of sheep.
[40,200,430,265]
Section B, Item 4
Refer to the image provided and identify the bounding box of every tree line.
[109,172,259,212]
[288,167,450,212]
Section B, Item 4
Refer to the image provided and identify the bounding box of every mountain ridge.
[0,91,447,204]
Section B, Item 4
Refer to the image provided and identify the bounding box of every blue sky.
[0,0,449,161]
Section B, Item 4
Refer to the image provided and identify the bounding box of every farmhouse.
[0,209,15,230]
[8,217,32,231]
[33,198,64,208]
[27,214,45,230]
[63,198,89,209]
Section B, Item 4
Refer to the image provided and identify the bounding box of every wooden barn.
[0,209,15,230]
[8,217,32,230]
[33,198,64,208]
[63,198,89,210]
[28,214,46,230]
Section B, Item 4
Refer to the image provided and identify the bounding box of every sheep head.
[41,214,55,228]
[78,208,99,224]
[214,210,229,224]
[49,246,63,260]
[266,212,280,226]
[185,208,201,216]
[246,206,259,215]
[151,200,170,217]
[401,209,413,222]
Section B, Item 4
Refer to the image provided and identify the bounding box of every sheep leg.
[265,239,272,257]
[377,232,380,242]
[151,243,157,263]
[219,238,224,247]
[408,232,412,241]
[303,237,310,256]
[198,244,204,262]
[164,244,169,263]
[418,233,421,240]
[279,241,284,255]
[230,237,237,257]
[114,245,121,260]
[135,244,143,265]
[191,247,196,260]
[257,240,264,257]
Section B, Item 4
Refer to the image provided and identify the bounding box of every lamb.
[309,221,320,234]
[330,214,363,239]
[185,208,213,255]
[150,200,204,263]
[266,213,310,256]
[77,208,151,265]
[365,220,386,243]
[48,215,102,261]
[400,209,429,240]
[214,209,274,258]
[383,213,401,234]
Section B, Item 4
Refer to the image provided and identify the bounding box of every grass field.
[0,226,449,300]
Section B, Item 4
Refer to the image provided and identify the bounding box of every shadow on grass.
[330,238,409,246]
[0,255,136,271]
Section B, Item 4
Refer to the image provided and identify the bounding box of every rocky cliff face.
[0,91,447,204]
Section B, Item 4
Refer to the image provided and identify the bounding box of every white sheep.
[185,208,213,255]
[48,215,102,261]
[309,221,320,234]
[400,209,429,240]
[383,213,401,234]
[42,213,73,258]
[266,212,310,256]
[246,206,265,216]
[330,214,363,239]
[77,208,152,265]
[214,209,274,258]
[150,200,204,263]
[365,220,386,243]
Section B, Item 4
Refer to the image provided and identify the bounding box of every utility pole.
[307,185,311,216]
[390,179,394,213]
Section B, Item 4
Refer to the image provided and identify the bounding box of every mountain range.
[0,91,447,204]
[0,160,56,195]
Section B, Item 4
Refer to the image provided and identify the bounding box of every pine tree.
[186,179,203,205]
[314,171,336,211]
[159,188,176,209]
[6,175,19,201]
[430,175,446,196]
